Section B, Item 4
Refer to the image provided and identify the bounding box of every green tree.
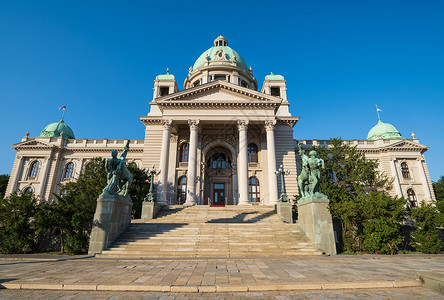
[0,174,10,199]
[313,138,405,254]
[0,191,38,253]
[127,162,149,219]
[410,202,442,253]
[433,176,444,223]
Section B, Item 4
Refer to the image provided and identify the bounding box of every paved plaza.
[1,254,444,299]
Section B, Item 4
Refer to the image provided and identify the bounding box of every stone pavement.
[1,287,443,299]
[1,255,443,294]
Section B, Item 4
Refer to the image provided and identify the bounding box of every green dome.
[367,120,402,140]
[40,119,75,139]
[192,36,248,71]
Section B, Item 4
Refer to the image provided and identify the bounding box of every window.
[193,80,200,87]
[401,162,410,179]
[407,189,417,207]
[249,177,260,202]
[177,176,187,204]
[207,153,231,169]
[64,162,75,179]
[214,75,226,81]
[23,186,33,194]
[248,144,258,163]
[160,87,169,96]
[29,161,40,178]
[271,87,280,97]
[180,143,189,162]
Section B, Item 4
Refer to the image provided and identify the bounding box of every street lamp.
[275,165,290,202]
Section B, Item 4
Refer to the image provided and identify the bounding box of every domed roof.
[192,36,248,71]
[40,119,75,139]
[367,120,403,140]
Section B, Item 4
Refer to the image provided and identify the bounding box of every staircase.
[96,205,321,258]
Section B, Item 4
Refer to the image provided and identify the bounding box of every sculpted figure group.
[102,140,133,197]
[297,143,327,202]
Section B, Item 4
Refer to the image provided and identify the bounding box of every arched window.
[401,162,410,179]
[207,153,231,169]
[180,143,189,163]
[249,177,260,203]
[177,176,187,204]
[23,186,33,194]
[248,144,258,163]
[64,162,75,179]
[29,161,40,178]
[407,189,417,207]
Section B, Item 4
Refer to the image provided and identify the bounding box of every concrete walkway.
[0,255,443,294]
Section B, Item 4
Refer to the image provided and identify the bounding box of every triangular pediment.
[12,139,54,150]
[156,81,282,106]
[383,139,429,152]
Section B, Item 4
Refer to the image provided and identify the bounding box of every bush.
[410,202,442,254]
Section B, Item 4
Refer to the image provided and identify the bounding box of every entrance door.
[213,183,225,205]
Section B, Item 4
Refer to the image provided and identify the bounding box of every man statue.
[102,140,133,197]
[308,150,325,196]
[297,143,310,198]
[297,144,327,202]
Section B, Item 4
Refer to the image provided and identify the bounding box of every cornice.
[139,117,162,125]
[277,117,299,128]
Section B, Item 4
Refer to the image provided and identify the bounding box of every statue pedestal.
[141,202,165,221]
[297,198,336,255]
[88,194,132,255]
[276,201,292,223]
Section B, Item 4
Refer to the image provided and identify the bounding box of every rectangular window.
[271,87,280,97]
[160,87,169,96]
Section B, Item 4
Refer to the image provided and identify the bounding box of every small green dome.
[367,120,402,140]
[192,36,248,71]
[265,72,284,80]
[40,119,75,139]
[156,68,175,80]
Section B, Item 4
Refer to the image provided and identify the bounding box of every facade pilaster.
[157,119,172,204]
[9,155,24,195]
[237,120,249,205]
[265,119,278,205]
[418,157,433,202]
[389,158,403,197]
[38,156,51,199]
[185,119,199,205]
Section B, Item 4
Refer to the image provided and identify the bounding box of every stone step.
[97,205,319,258]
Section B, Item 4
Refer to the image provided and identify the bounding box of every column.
[389,158,403,197]
[237,120,249,205]
[265,119,278,205]
[185,119,199,205]
[157,119,172,204]
[39,156,51,199]
[418,158,433,201]
[9,155,24,194]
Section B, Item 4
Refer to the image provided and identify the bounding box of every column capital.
[265,119,277,131]
[161,119,173,130]
[237,120,249,131]
[188,119,200,130]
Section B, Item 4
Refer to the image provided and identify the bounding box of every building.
[5,36,435,207]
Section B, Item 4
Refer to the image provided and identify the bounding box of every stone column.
[418,157,433,201]
[185,119,199,205]
[9,155,24,194]
[389,159,403,197]
[157,119,172,205]
[237,120,249,205]
[38,156,51,199]
[265,119,278,205]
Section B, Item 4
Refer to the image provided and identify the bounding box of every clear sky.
[1,1,443,181]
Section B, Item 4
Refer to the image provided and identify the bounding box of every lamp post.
[275,165,290,202]
[144,165,161,202]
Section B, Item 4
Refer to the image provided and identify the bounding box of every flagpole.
[61,104,66,120]
[375,104,380,121]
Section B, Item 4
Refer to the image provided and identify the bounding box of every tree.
[313,138,405,254]
[0,191,38,253]
[410,202,442,254]
[433,176,444,222]
[0,174,10,199]
[127,162,149,219]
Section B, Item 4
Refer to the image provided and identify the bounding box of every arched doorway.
[203,146,234,205]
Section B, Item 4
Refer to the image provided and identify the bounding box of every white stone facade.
[5,37,435,207]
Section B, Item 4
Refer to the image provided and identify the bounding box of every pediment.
[13,139,54,150]
[155,81,282,108]
[383,140,428,152]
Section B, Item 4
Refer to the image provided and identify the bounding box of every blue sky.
[1,1,443,181]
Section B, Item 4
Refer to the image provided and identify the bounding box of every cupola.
[367,120,403,140]
[153,68,179,100]
[39,119,75,139]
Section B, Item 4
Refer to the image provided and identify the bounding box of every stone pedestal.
[88,194,132,255]
[141,202,164,221]
[276,202,292,223]
[297,198,336,255]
